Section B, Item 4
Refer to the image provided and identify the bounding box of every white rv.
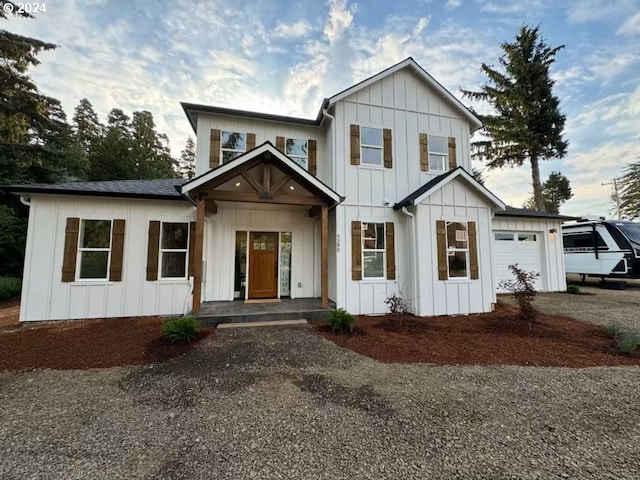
[562,217,640,280]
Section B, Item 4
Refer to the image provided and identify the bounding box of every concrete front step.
[197,309,330,327]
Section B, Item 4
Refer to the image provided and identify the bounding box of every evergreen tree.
[471,167,485,186]
[87,108,135,181]
[462,25,568,211]
[523,171,573,214]
[177,136,196,179]
[131,111,176,179]
[618,161,640,220]
[72,98,102,156]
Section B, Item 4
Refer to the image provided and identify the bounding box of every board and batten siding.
[202,202,321,302]
[414,178,496,317]
[194,114,328,184]
[491,216,566,292]
[20,195,195,322]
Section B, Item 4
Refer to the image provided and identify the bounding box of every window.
[495,232,514,241]
[360,127,383,166]
[221,131,246,163]
[447,221,469,278]
[78,220,112,279]
[428,135,448,171]
[563,232,607,251]
[518,233,537,242]
[362,222,385,278]
[285,138,308,169]
[160,222,189,278]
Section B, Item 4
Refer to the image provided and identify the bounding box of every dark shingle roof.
[393,169,459,210]
[496,206,577,220]
[2,178,188,201]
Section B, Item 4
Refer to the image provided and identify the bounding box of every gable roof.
[495,206,577,221]
[393,167,506,210]
[181,141,343,206]
[2,178,188,201]
[328,57,482,132]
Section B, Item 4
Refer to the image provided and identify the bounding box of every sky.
[5,0,640,218]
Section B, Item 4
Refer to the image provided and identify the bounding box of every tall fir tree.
[131,111,176,179]
[618,161,640,220]
[523,171,573,214]
[462,25,568,211]
[177,136,196,179]
[72,98,102,156]
[87,108,135,181]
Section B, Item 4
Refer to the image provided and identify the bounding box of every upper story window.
[221,131,246,163]
[286,138,308,169]
[360,127,383,166]
[78,219,112,279]
[429,135,449,171]
[160,222,189,278]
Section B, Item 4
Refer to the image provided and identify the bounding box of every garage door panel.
[493,231,543,292]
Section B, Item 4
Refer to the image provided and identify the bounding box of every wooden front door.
[248,232,278,299]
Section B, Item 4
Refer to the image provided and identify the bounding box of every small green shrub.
[566,284,580,295]
[0,276,21,302]
[605,323,624,339]
[326,308,355,333]
[497,264,540,327]
[384,292,409,314]
[162,316,200,342]
[615,331,640,354]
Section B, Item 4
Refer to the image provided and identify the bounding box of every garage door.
[493,232,543,292]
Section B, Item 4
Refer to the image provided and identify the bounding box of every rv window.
[563,232,607,249]
[615,223,640,244]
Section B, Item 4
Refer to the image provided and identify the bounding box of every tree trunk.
[530,155,544,211]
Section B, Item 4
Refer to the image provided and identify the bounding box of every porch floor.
[196,298,335,326]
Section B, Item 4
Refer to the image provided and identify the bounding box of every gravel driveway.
[2,321,640,480]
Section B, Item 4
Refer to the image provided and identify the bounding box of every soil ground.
[310,303,640,367]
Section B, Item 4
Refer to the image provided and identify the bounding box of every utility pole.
[602,178,621,220]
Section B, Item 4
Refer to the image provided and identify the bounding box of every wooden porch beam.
[263,162,271,193]
[240,171,263,193]
[321,205,328,308]
[205,199,218,214]
[308,205,322,218]
[270,174,292,196]
[192,195,205,314]
[206,190,323,206]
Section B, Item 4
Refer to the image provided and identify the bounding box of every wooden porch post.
[192,195,205,313]
[321,204,328,308]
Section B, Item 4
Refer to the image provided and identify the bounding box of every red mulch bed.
[311,304,640,367]
[0,316,214,371]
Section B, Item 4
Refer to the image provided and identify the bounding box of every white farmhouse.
[5,58,571,322]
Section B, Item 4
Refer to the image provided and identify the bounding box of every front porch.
[196,298,335,326]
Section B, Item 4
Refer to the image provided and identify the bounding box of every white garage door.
[493,232,543,292]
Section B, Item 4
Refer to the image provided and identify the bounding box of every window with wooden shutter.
[62,217,80,282]
[308,139,317,175]
[350,124,360,165]
[419,133,428,171]
[385,222,395,280]
[383,128,392,169]
[448,137,457,170]
[146,221,160,281]
[109,219,126,282]
[210,129,221,169]
[468,221,479,279]
[436,220,448,280]
[351,221,362,280]
[275,136,285,153]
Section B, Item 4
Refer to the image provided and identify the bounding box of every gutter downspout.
[322,108,336,191]
[401,206,419,314]
[19,195,31,207]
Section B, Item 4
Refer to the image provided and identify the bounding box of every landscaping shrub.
[0,276,21,302]
[497,264,540,326]
[566,284,580,294]
[162,316,200,342]
[605,323,624,339]
[384,292,409,314]
[326,308,355,333]
[615,331,640,354]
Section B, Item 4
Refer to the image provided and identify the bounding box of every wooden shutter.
[246,132,256,151]
[385,222,396,280]
[383,128,393,169]
[275,136,285,153]
[468,221,479,280]
[188,222,196,277]
[350,124,360,165]
[210,129,221,169]
[109,219,126,282]
[448,137,457,170]
[62,217,80,282]
[351,221,362,280]
[308,139,317,175]
[436,220,448,281]
[146,221,160,281]
[419,133,429,171]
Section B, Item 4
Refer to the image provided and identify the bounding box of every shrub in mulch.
[311,304,640,367]
[0,316,214,371]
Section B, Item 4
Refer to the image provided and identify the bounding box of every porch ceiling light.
[235,182,241,187]
[289,185,295,190]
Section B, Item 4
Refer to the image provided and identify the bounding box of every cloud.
[446,0,462,8]
[273,20,313,38]
[617,11,640,35]
[323,0,354,43]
